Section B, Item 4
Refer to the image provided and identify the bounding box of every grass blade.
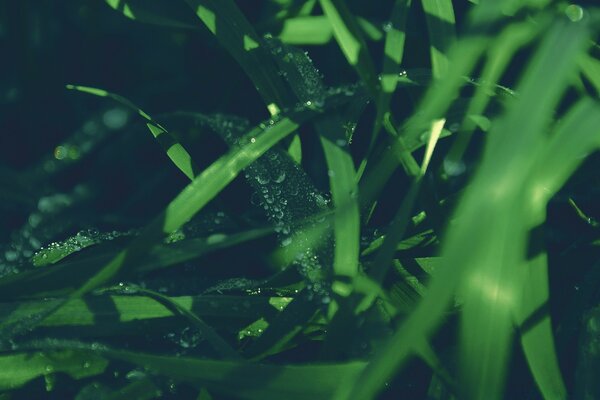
[184,0,291,115]
[67,85,200,180]
[318,0,379,96]
[420,0,456,78]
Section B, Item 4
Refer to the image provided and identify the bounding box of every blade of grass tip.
[318,0,380,97]
[103,285,240,360]
[420,0,456,79]
[184,0,291,116]
[445,19,542,170]
[66,85,200,180]
[369,119,444,287]
[358,35,489,212]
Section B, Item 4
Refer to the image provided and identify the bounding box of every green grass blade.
[0,228,271,300]
[579,54,600,95]
[184,0,291,115]
[0,350,108,391]
[318,0,379,96]
[420,0,456,78]
[104,0,199,29]
[278,16,382,45]
[67,85,200,180]
[99,346,366,400]
[517,99,600,400]
[342,17,590,400]
[445,19,540,168]
[104,285,240,360]
[0,294,291,329]
[75,91,353,296]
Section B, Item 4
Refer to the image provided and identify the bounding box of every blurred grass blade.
[445,19,540,167]
[318,0,379,96]
[104,0,199,29]
[0,294,291,330]
[343,17,590,400]
[95,345,366,400]
[518,99,600,399]
[67,85,200,180]
[0,350,108,390]
[579,54,600,95]
[184,0,291,115]
[421,0,456,78]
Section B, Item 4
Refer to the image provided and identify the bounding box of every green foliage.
[1,1,600,399]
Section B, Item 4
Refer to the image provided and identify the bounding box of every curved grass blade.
[67,85,200,180]
[420,0,456,78]
[318,0,379,97]
[103,285,240,360]
[74,91,354,296]
[184,0,291,115]
[96,346,367,400]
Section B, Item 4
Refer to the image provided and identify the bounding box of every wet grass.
[1,1,600,399]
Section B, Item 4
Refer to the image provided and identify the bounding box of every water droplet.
[207,233,227,245]
[382,21,393,32]
[102,108,129,130]
[250,137,256,143]
[274,171,286,183]
[256,175,270,185]
[443,159,466,177]
[565,4,584,22]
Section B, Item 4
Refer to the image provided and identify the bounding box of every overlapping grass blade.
[104,349,365,400]
[341,16,590,400]
[421,0,456,78]
[0,294,291,329]
[67,85,200,180]
[0,350,108,390]
[0,228,271,299]
[445,19,540,167]
[318,0,379,97]
[517,99,600,399]
[184,0,291,115]
[103,285,240,359]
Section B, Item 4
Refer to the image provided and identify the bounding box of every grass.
[1,0,600,399]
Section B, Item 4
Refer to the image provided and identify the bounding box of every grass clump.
[1,1,600,399]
